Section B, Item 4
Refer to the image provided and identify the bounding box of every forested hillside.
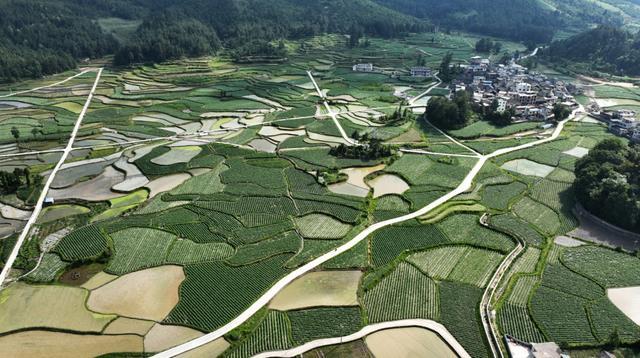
[3,0,640,83]
[373,0,561,44]
[544,26,640,76]
[0,0,424,83]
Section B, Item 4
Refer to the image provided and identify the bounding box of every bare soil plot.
[151,146,202,165]
[113,158,149,192]
[554,236,585,247]
[0,203,31,220]
[608,287,640,325]
[176,338,230,358]
[501,159,555,178]
[0,283,115,334]
[0,330,143,358]
[87,265,185,321]
[249,138,277,153]
[104,317,155,335]
[269,270,362,310]
[563,147,589,158]
[146,173,192,198]
[367,174,410,198]
[48,166,125,201]
[81,271,118,290]
[365,327,457,358]
[342,164,386,189]
[328,182,370,197]
[144,323,204,352]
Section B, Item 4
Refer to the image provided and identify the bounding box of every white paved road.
[0,68,103,287]
[408,73,442,106]
[253,319,471,358]
[155,104,582,357]
[307,71,358,145]
[0,69,93,98]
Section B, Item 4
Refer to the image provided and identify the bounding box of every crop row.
[363,262,439,323]
[489,214,545,247]
[165,255,291,332]
[437,214,515,253]
[481,182,527,211]
[498,303,546,343]
[54,225,109,261]
[439,281,490,358]
[370,222,449,268]
[288,307,362,344]
[225,311,292,358]
[227,232,301,266]
[166,240,234,265]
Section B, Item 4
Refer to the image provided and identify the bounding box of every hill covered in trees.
[544,26,640,76]
[575,139,640,233]
[3,0,640,83]
[0,0,424,82]
[372,0,639,45]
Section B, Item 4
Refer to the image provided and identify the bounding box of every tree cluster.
[330,133,392,160]
[482,100,515,126]
[475,38,502,54]
[575,139,640,233]
[378,106,415,125]
[544,26,640,76]
[552,103,571,122]
[0,0,117,83]
[0,168,34,195]
[438,52,462,83]
[423,91,473,130]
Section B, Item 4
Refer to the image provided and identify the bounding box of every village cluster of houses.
[352,63,433,78]
[451,56,579,121]
[594,108,640,143]
[352,57,640,143]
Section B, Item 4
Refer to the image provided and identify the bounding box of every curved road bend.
[0,68,103,288]
[155,103,581,357]
[0,69,93,98]
[253,319,471,358]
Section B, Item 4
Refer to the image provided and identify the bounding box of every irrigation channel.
[154,74,583,357]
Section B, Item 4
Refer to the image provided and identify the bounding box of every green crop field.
[481,181,527,210]
[363,262,439,323]
[288,307,362,344]
[225,311,293,358]
[6,30,640,358]
[437,214,515,253]
[370,222,449,268]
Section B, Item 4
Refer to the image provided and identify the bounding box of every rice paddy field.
[1,33,639,358]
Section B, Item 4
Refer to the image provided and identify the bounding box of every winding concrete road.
[253,319,471,358]
[0,68,103,287]
[0,69,93,98]
[154,102,581,357]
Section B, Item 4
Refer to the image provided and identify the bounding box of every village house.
[352,63,374,72]
[410,66,432,77]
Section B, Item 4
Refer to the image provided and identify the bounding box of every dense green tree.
[10,127,19,141]
[575,139,640,233]
[423,91,472,130]
[544,26,640,76]
[552,103,571,122]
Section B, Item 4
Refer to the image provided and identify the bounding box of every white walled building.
[353,63,373,72]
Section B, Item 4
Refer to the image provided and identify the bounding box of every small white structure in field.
[353,63,374,72]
